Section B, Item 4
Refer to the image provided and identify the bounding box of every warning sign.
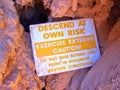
[30,18,101,76]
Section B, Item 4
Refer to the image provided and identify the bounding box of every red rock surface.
[80,18,120,90]
[0,0,119,90]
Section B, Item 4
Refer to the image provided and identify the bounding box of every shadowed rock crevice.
[15,0,50,32]
[108,0,120,27]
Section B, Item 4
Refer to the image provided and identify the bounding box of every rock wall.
[80,18,120,90]
[0,0,44,89]
[0,0,119,90]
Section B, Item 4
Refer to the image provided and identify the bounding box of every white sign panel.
[30,18,101,76]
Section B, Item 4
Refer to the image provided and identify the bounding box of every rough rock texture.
[0,0,44,89]
[80,19,120,90]
[0,0,22,84]
[0,0,119,90]
[16,0,34,6]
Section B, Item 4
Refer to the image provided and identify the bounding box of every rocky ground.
[0,0,119,90]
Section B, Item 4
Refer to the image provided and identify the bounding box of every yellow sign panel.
[30,18,101,76]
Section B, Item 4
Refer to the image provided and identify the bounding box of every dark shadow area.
[42,87,46,90]
[108,0,120,26]
[15,0,50,32]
